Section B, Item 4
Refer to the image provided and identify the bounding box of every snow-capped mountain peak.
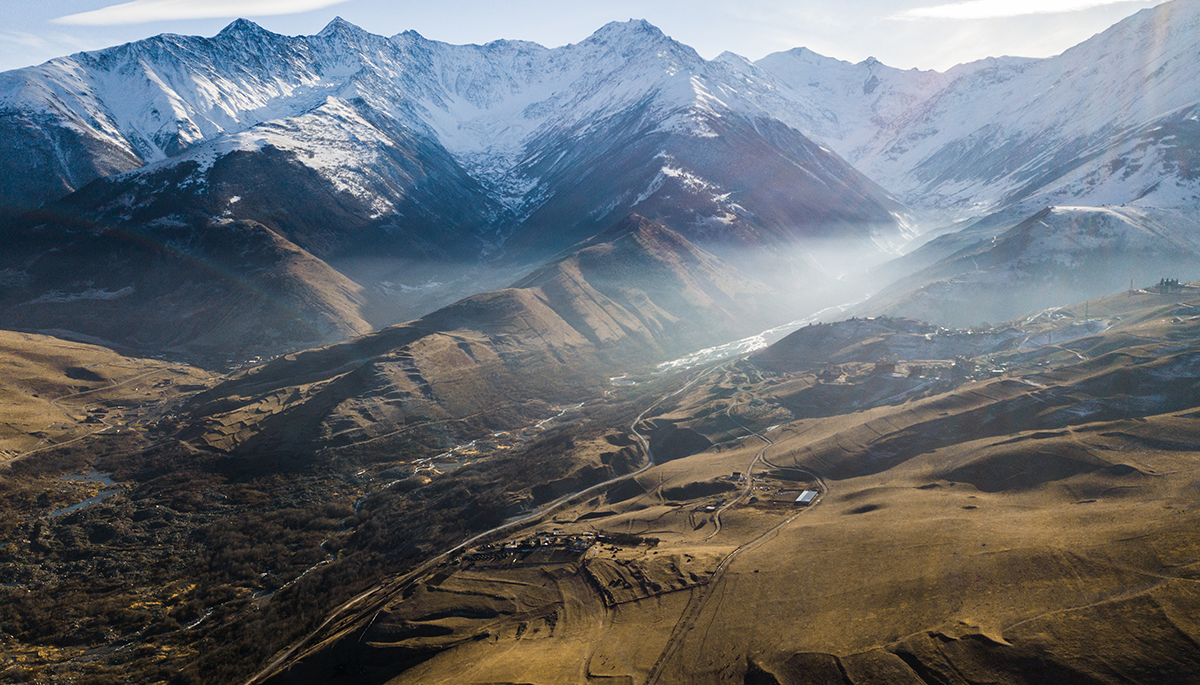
[2,4,1197,234]
[216,17,271,39]
[851,0,1200,216]
[318,16,365,38]
[587,18,670,43]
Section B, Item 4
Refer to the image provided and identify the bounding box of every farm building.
[796,490,818,505]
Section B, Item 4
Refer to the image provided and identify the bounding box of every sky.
[0,0,1166,73]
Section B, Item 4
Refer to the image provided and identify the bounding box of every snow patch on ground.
[26,286,135,304]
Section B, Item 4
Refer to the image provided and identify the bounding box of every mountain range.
[2,1,1199,361]
[6,5,1200,682]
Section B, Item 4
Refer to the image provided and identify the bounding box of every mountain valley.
[3,2,1200,683]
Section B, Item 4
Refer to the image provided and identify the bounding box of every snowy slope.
[1,20,330,162]
[4,3,1199,226]
[0,19,759,210]
[849,0,1200,215]
[0,19,359,213]
[749,49,955,162]
[0,17,911,262]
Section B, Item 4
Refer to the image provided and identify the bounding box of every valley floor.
[5,286,1200,684]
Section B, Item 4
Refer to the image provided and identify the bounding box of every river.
[655,298,866,372]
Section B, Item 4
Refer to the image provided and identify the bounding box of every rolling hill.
[179,215,773,456]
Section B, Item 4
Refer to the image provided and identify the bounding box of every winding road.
[244,363,725,685]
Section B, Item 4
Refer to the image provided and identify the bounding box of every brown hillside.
[181,216,774,456]
[255,285,1200,685]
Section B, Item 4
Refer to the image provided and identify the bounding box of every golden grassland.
[260,287,1200,684]
[3,286,1200,684]
[0,330,215,462]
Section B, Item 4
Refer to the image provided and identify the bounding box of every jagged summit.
[763,46,848,66]
[1,3,1194,225]
[217,18,270,37]
[589,19,666,40]
[1,1,1192,224]
[713,51,751,65]
[318,16,366,37]
[576,18,700,64]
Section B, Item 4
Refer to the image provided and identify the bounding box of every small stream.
[48,471,121,518]
[536,402,585,428]
[656,299,866,372]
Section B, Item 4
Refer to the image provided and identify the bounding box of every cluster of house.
[500,531,597,553]
[464,531,598,564]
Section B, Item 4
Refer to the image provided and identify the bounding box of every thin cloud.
[895,0,1143,20]
[0,29,105,56]
[53,0,353,26]
[0,30,60,51]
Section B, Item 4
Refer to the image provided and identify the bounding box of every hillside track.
[647,367,828,685]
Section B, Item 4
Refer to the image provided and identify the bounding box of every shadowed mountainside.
[0,205,372,365]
